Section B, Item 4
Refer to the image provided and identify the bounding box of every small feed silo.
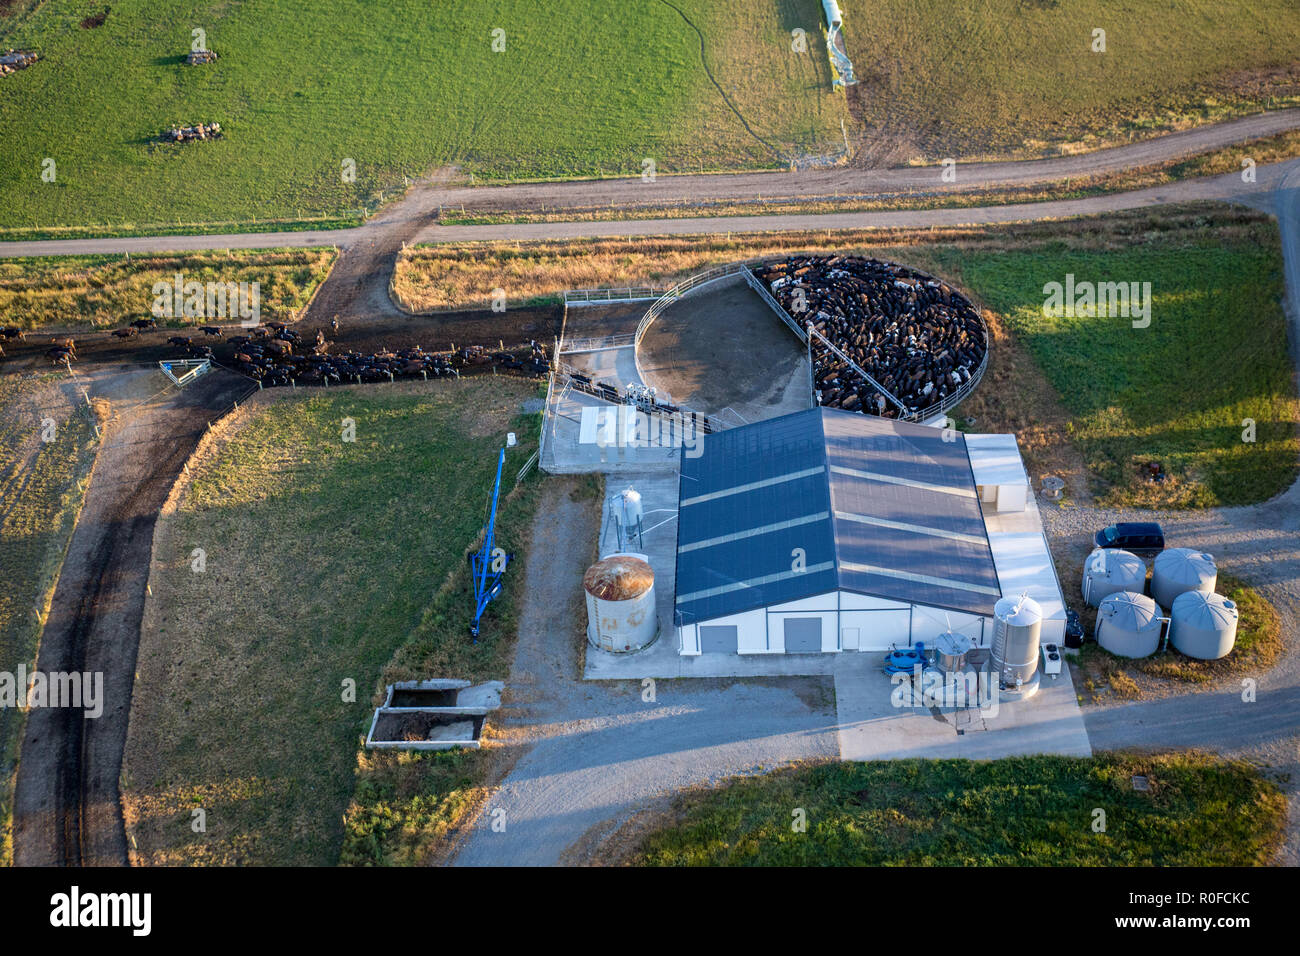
[991,594,1042,688]
[1170,591,1238,660]
[1152,548,1216,609]
[1096,591,1164,658]
[584,553,658,653]
[1082,548,1146,607]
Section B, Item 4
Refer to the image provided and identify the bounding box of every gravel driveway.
[451,481,838,867]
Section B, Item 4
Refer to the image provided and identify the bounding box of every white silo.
[584,553,658,653]
[991,594,1042,688]
[1096,591,1164,658]
[1152,548,1216,609]
[1082,548,1146,607]
[1170,591,1238,660]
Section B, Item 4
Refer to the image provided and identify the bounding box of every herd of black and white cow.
[753,255,988,419]
[0,320,551,388]
[227,327,550,388]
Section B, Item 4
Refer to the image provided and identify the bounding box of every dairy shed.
[673,408,1054,655]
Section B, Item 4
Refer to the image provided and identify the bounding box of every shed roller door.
[699,625,739,654]
[784,617,823,653]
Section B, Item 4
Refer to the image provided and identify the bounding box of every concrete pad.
[637,274,812,425]
[562,343,645,396]
[541,387,682,474]
[834,653,1092,760]
[586,647,842,680]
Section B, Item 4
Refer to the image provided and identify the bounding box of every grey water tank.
[1082,548,1146,607]
[991,595,1042,687]
[1152,548,1216,609]
[1096,591,1163,658]
[1170,591,1238,660]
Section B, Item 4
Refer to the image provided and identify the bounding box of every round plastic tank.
[991,595,1042,687]
[1082,548,1146,607]
[1096,591,1163,658]
[1152,548,1216,610]
[584,553,658,653]
[1170,591,1238,660]
[933,631,973,673]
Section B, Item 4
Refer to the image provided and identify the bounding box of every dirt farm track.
[2,300,560,866]
[11,366,250,865]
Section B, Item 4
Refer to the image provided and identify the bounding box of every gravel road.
[2,114,1297,260]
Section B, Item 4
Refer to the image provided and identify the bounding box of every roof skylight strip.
[680,466,826,508]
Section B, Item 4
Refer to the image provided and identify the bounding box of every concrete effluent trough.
[365,679,504,751]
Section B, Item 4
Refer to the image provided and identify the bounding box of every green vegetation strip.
[121,379,543,866]
[0,374,98,867]
[633,754,1285,866]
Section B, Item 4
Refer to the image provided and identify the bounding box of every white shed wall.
[680,593,993,654]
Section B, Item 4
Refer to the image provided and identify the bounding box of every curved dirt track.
[11,366,252,866]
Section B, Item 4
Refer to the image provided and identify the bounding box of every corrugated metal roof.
[675,408,1002,624]
[965,433,1030,487]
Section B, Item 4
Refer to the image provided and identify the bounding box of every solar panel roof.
[675,408,1002,624]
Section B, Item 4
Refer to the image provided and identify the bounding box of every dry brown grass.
[393,204,1255,311]
[0,249,337,332]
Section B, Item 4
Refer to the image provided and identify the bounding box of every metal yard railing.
[631,257,991,426]
[562,286,671,305]
[558,333,637,353]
